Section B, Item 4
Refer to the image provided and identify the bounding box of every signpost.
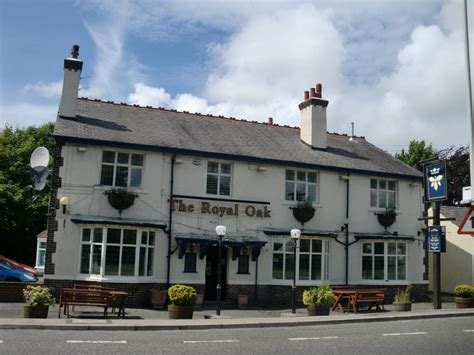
[428,226,446,253]
[457,206,474,235]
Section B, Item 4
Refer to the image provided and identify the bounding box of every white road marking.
[463,330,474,333]
[383,332,428,336]
[183,340,240,344]
[67,340,127,344]
[288,336,339,341]
[0,340,3,344]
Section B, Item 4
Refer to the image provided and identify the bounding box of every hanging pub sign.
[428,225,446,253]
[424,160,448,202]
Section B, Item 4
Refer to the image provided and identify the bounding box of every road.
[0,317,472,354]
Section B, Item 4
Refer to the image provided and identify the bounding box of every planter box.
[455,297,474,309]
[150,289,168,309]
[307,304,330,316]
[238,295,248,309]
[168,304,194,319]
[23,305,49,318]
[393,302,411,311]
[195,294,204,308]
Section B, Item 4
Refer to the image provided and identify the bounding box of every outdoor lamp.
[215,225,226,316]
[290,228,301,314]
[59,196,69,214]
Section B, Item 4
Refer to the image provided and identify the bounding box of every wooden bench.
[348,289,386,313]
[58,288,111,318]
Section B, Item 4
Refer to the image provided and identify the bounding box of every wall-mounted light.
[257,166,267,172]
[59,196,69,214]
[175,158,184,164]
[409,182,420,187]
[339,175,350,181]
[343,218,350,225]
[77,147,87,153]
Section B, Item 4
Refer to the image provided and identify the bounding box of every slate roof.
[440,206,470,227]
[53,98,422,179]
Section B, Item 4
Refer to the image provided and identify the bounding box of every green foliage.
[168,284,196,306]
[454,284,474,298]
[302,284,335,306]
[395,140,436,172]
[23,285,55,306]
[104,188,137,213]
[439,146,469,205]
[0,123,55,264]
[394,285,412,303]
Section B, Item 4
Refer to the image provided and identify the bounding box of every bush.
[394,285,412,303]
[454,284,474,298]
[302,284,335,307]
[168,284,196,306]
[23,286,55,306]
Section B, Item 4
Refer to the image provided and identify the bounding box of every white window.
[298,239,329,281]
[362,241,406,281]
[37,240,46,268]
[285,170,317,202]
[206,162,231,196]
[100,150,144,188]
[370,179,397,209]
[80,227,155,277]
[272,239,329,280]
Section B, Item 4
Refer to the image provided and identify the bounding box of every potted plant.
[104,188,137,214]
[454,284,474,308]
[302,284,335,316]
[291,199,316,225]
[168,284,196,319]
[238,294,249,309]
[393,285,412,311]
[23,285,55,318]
[375,208,397,230]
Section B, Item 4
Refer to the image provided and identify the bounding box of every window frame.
[183,252,197,273]
[206,161,232,196]
[298,239,329,281]
[285,169,318,202]
[100,150,145,188]
[361,241,407,281]
[79,226,156,278]
[370,178,397,210]
[237,253,250,275]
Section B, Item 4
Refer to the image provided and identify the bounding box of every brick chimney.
[58,45,83,118]
[298,83,329,149]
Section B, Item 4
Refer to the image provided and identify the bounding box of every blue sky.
[0,0,472,153]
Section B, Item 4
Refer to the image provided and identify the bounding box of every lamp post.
[290,228,301,314]
[215,225,226,316]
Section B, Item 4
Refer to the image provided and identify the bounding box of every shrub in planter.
[23,285,55,318]
[393,285,412,311]
[291,199,316,225]
[376,208,397,230]
[454,284,474,308]
[302,284,335,316]
[168,284,196,319]
[104,188,137,214]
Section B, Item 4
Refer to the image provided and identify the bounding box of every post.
[432,202,442,309]
[292,238,297,314]
[216,234,222,316]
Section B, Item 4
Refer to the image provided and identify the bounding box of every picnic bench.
[331,287,386,313]
[58,288,111,318]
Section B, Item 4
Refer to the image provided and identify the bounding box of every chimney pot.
[310,87,316,98]
[315,83,322,98]
[71,45,80,59]
[268,117,273,125]
[304,91,309,100]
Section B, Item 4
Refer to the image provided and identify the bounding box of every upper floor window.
[206,162,231,196]
[370,179,397,209]
[100,151,144,188]
[285,170,317,201]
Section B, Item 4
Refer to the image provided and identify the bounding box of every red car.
[0,256,37,277]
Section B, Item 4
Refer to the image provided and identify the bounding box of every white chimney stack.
[58,45,83,118]
[298,83,329,149]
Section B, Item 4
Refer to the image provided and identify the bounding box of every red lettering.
[201,202,211,213]
[245,205,256,217]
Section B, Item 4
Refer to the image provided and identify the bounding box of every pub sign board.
[428,225,446,253]
[424,160,448,202]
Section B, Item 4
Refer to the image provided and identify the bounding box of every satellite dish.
[31,166,49,191]
[30,147,50,168]
[30,147,50,191]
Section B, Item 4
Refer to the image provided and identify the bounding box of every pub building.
[44,46,427,307]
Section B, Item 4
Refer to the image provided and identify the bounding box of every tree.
[395,140,437,172]
[439,146,469,206]
[0,123,54,265]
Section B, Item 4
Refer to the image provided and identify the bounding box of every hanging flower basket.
[104,188,137,214]
[291,200,316,225]
[376,208,397,230]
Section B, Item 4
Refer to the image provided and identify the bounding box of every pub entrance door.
[204,246,227,301]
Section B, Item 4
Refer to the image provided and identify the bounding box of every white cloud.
[128,83,171,107]
[22,81,62,99]
[0,103,57,127]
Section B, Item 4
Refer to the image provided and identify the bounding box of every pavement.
[0,302,473,331]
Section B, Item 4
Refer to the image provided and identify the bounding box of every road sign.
[458,206,474,234]
[424,160,448,202]
[428,225,446,253]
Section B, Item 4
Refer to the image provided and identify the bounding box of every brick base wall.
[43,280,428,308]
[0,282,28,302]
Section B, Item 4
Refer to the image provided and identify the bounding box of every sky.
[0,0,472,154]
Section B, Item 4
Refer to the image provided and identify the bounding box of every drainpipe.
[344,174,350,285]
[166,153,177,290]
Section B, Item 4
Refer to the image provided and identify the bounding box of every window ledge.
[282,202,322,208]
[183,270,198,274]
[237,272,250,275]
[93,185,148,194]
[369,208,401,214]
